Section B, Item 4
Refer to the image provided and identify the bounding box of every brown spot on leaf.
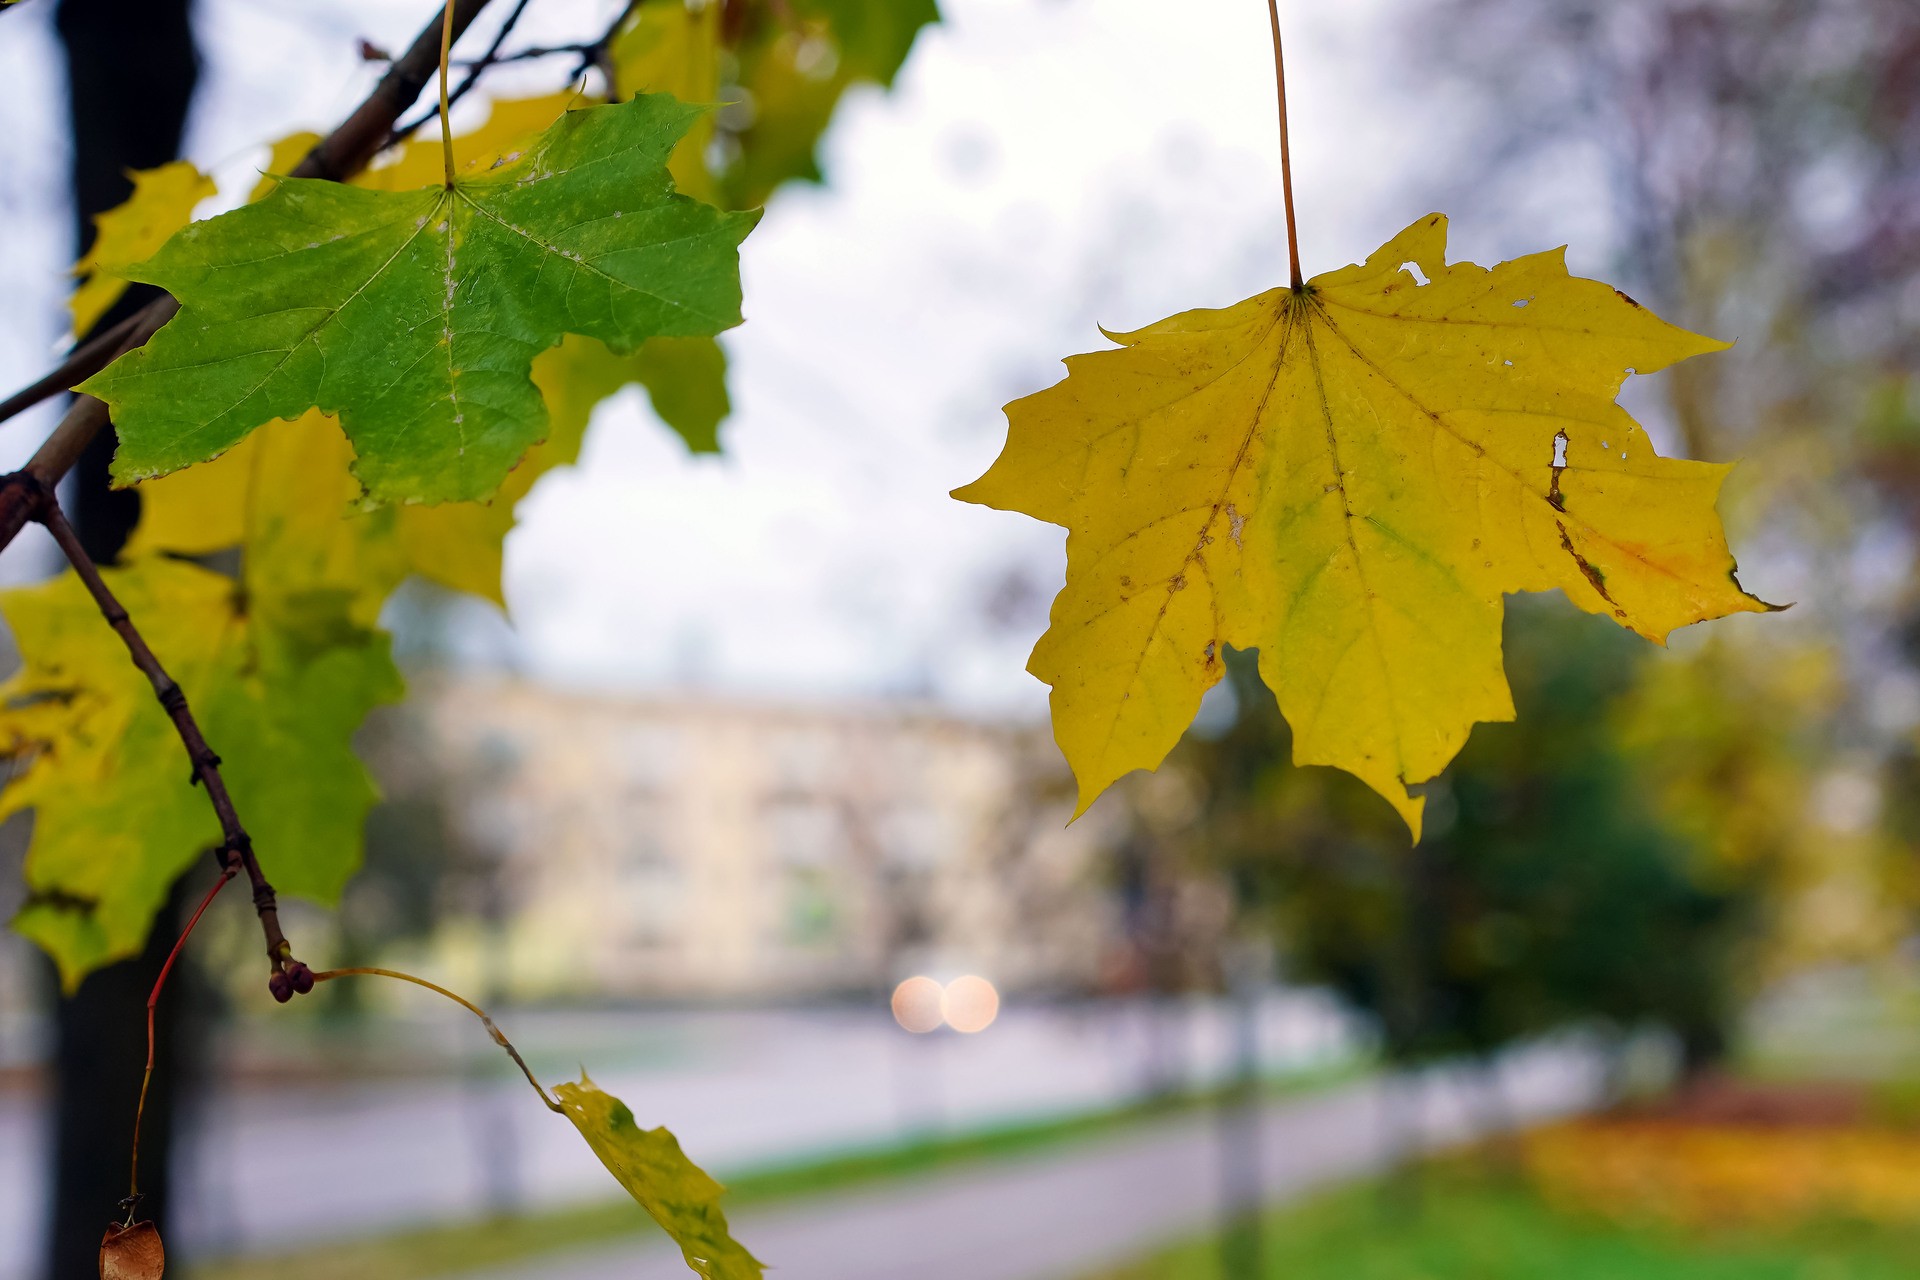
[24,887,98,915]
[1556,519,1618,608]
[1614,289,1641,308]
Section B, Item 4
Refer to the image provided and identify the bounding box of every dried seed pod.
[100,1220,164,1279]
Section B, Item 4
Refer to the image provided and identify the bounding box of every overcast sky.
[0,0,1656,717]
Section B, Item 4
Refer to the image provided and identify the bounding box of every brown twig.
[1266,0,1304,290]
[0,0,499,557]
[28,489,295,972]
[312,967,563,1112]
[0,311,140,428]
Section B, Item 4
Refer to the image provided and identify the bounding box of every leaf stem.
[391,0,544,147]
[440,1,458,185]
[29,487,295,973]
[127,863,235,1220]
[1265,0,1303,290]
[311,967,563,1112]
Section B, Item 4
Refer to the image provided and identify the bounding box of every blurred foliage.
[1146,596,1765,1066]
[1527,1118,1920,1231]
[1420,0,1918,478]
[1410,1,1920,935]
[1620,638,1910,977]
[716,0,940,209]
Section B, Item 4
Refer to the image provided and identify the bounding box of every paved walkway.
[0,996,1358,1278]
[460,1043,1602,1280]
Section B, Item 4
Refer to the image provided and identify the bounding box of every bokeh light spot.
[890,975,944,1033]
[941,974,999,1034]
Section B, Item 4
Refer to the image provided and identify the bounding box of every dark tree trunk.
[44,2,198,1276]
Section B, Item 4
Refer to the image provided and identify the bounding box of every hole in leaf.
[1511,297,1532,308]
[1399,261,1430,286]
[1551,431,1569,468]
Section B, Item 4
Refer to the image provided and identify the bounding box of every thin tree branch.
[462,41,597,66]
[0,311,140,428]
[0,0,499,557]
[27,484,294,974]
[299,0,500,184]
[391,0,539,146]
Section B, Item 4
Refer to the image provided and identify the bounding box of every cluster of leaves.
[2,5,937,1272]
[5,0,938,991]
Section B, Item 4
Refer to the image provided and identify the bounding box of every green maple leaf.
[555,1076,764,1279]
[81,95,758,504]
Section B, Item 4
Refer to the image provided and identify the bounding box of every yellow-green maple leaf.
[956,214,1772,837]
[70,159,213,335]
[1,555,401,987]
[554,1076,763,1279]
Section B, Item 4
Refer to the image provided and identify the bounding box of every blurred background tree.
[1115,0,1920,1092]
[1152,600,1764,1077]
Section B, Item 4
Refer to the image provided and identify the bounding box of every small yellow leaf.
[71,161,213,335]
[956,214,1772,837]
[99,1220,164,1280]
[249,131,323,202]
[608,0,722,200]
[554,1076,763,1280]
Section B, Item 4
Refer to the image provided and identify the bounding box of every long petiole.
[312,966,563,1112]
[440,1,459,184]
[1265,0,1304,290]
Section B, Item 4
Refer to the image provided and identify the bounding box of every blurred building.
[387,678,1121,1003]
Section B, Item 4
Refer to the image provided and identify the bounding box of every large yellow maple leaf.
[956,214,1773,837]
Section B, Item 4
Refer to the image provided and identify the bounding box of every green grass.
[1085,1167,1920,1280]
[187,1063,1359,1280]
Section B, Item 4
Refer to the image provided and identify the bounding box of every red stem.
[127,865,236,1216]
